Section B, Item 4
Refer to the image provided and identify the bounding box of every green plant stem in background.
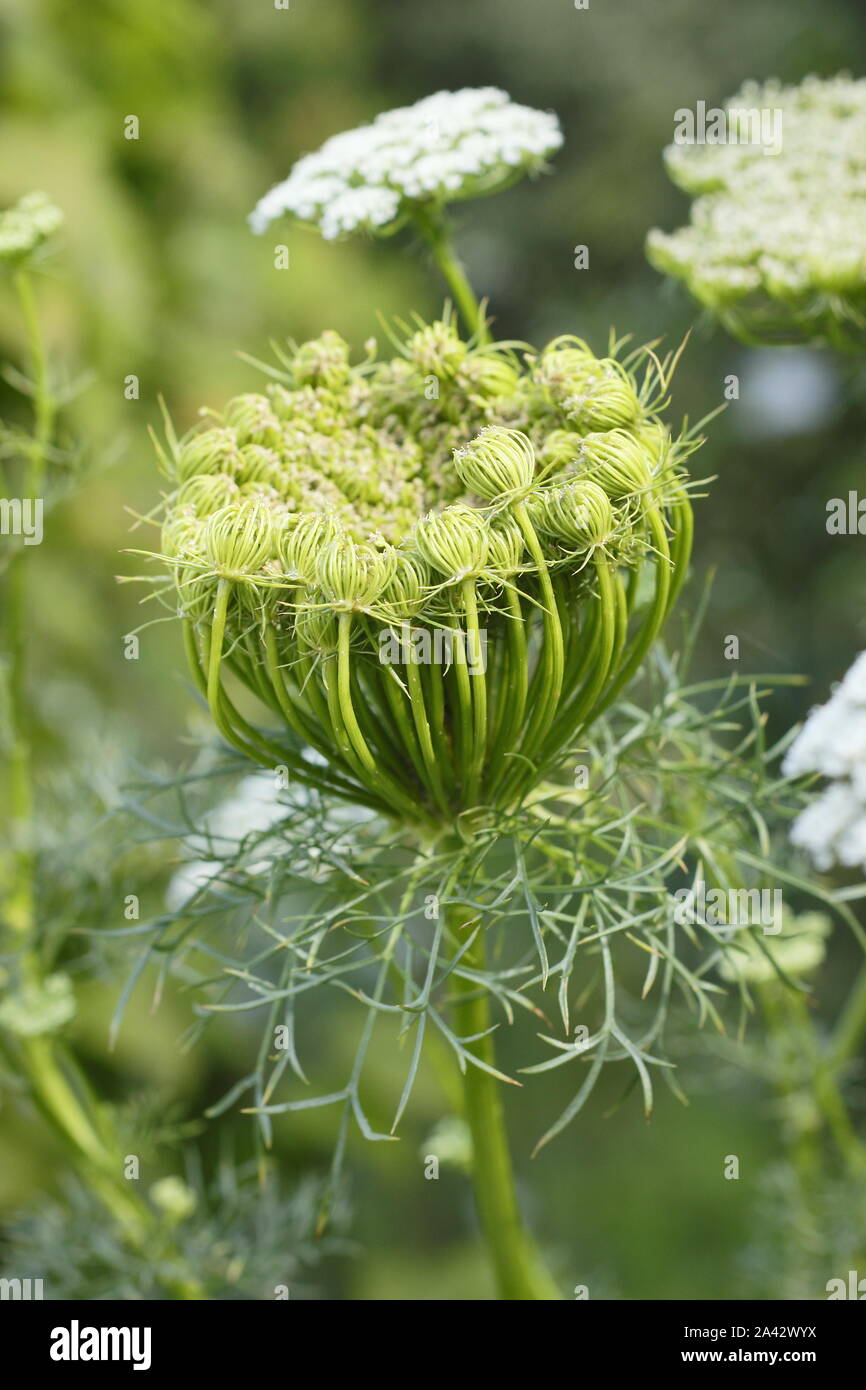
[2,269,54,937]
[413,207,490,344]
[0,266,205,1302]
[448,905,560,1299]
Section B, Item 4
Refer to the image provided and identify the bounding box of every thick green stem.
[412,207,489,343]
[449,909,560,1299]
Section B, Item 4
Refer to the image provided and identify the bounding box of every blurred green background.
[1,0,865,1299]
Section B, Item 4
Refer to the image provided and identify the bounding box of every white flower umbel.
[784,651,866,872]
[250,88,562,240]
[249,88,562,341]
[647,75,866,349]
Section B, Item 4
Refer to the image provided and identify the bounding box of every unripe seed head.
[204,501,275,578]
[565,361,641,433]
[412,502,489,581]
[278,513,342,584]
[578,429,653,498]
[291,330,351,390]
[316,539,396,610]
[176,427,242,483]
[176,472,241,516]
[529,479,614,549]
[382,550,431,618]
[223,394,282,447]
[453,426,535,501]
[486,513,525,576]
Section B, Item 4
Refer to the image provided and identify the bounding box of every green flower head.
[154,320,697,824]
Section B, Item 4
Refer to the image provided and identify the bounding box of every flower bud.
[529,479,614,549]
[277,513,342,583]
[382,550,431,618]
[485,513,525,576]
[204,501,275,579]
[578,430,653,497]
[406,320,467,378]
[223,394,282,447]
[176,472,241,516]
[176,427,242,483]
[316,539,396,611]
[537,428,581,474]
[453,427,535,501]
[532,336,598,405]
[291,330,351,389]
[236,445,286,488]
[412,503,489,581]
[565,361,640,433]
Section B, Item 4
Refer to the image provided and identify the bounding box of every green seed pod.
[457,351,521,400]
[291,330,351,390]
[453,426,535,502]
[236,444,286,486]
[175,427,242,483]
[381,550,431,619]
[316,539,396,611]
[529,479,614,549]
[176,472,241,517]
[278,513,343,584]
[578,429,653,498]
[412,502,490,582]
[223,394,282,447]
[485,513,525,577]
[565,361,641,433]
[204,501,275,579]
[537,428,582,475]
[533,336,599,405]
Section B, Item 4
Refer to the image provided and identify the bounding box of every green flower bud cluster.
[155,321,697,825]
[647,75,866,350]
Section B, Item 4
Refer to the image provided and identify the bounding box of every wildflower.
[153,320,697,824]
[0,192,64,264]
[647,75,866,349]
[784,652,866,872]
[249,88,562,241]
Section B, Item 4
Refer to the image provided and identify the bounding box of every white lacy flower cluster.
[784,652,866,873]
[647,75,866,342]
[0,191,64,263]
[250,88,562,240]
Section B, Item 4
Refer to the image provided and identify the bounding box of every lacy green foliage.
[143,320,702,823]
[0,1165,348,1300]
[112,650,844,1173]
[647,75,866,349]
[742,1165,866,1300]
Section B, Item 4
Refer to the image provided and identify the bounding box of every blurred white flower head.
[784,652,866,872]
[249,87,563,240]
[648,74,866,346]
[166,772,378,910]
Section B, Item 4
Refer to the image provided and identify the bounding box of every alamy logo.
[0,496,43,545]
[826,1270,866,1299]
[673,101,783,156]
[378,622,487,674]
[0,1277,43,1299]
[49,1321,152,1371]
[673,882,782,932]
